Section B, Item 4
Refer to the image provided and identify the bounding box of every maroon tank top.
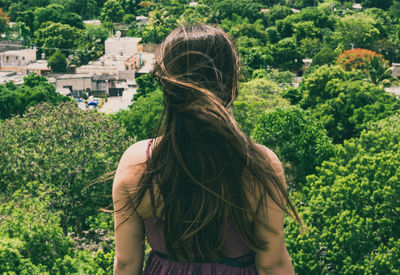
[142,139,257,274]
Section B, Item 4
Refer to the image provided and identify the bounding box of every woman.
[113,24,302,274]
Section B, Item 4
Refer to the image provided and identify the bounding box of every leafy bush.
[286,113,400,274]
[0,184,73,271]
[253,107,334,187]
[0,102,131,232]
[134,73,159,100]
[48,50,67,72]
[0,237,46,274]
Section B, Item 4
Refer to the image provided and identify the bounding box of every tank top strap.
[146,139,156,213]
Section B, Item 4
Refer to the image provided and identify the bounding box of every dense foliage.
[299,65,400,143]
[1,0,400,273]
[253,107,334,187]
[286,113,400,274]
[233,78,289,136]
[0,102,129,272]
[0,74,69,119]
[114,88,163,140]
[0,102,131,230]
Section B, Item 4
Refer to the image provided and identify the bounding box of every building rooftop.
[83,19,102,25]
[0,49,35,56]
[0,71,16,77]
[136,16,149,21]
[24,60,49,70]
[56,73,92,79]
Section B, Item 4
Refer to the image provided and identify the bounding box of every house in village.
[391,63,400,79]
[0,48,51,75]
[0,49,36,74]
[58,32,148,98]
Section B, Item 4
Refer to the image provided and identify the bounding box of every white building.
[136,16,149,26]
[105,35,143,56]
[55,73,92,92]
[0,49,36,73]
[83,19,102,26]
[0,71,24,85]
[392,63,400,79]
[23,60,51,75]
[76,32,143,81]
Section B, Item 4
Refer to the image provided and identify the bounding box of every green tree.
[276,7,334,39]
[0,102,131,232]
[34,22,81,58]
[178,4,211,25]
[0,74,68,119]
[34,4,84,29]
[134,73,159,100]
[253,107,335,187]
[286,113,400,274]
[312,46,337,66]
[299,64,351,109]
[48,51,67,72]
[301,66,400,142]
[251,68,295,88]
[365,55,397,86]
[114,89,163,140]
[272,37,304,71]
[77,24,109,65]
[333,13,380,50]
[361,0,393,9]
[141,8,177,43]
[263,4,293,27]
[0,185,73,270]
[211,0,263,23]
[0,8,8,35]
[299,37,323,58]
[15,10,35,39]
[0,237,46,273]
[101,0,125,22]
[233,78,289,136]
[371,38,400,64]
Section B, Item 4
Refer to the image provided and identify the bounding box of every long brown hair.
[122,24,301,262]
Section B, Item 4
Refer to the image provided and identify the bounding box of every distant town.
[0,20,156,113]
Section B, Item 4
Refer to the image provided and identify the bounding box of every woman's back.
[113,24,300,275]
[140,139,257,274]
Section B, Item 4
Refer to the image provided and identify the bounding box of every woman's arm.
[113,141,149,275]
[254,145,295,275]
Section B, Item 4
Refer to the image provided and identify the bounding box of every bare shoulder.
[255,144,285,181]
[118,139,151,169]
[113,139,151,193]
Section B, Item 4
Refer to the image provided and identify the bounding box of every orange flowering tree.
[337,48,385,72]
[0,8,9,22]
[0,8,9,34]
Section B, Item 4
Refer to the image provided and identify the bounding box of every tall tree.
[101,0,125,22]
